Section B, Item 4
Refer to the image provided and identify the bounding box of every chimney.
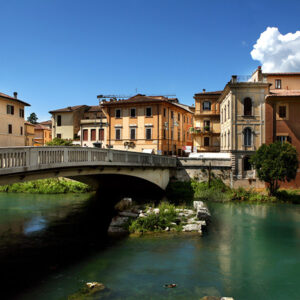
[202,89,206,93]
[231,75,237,83]
[13,92,18,99]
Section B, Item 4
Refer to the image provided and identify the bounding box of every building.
[192,90,222,152]
[39,120,52,129]
[24,122,35,146]
[49,105,88,140]
[0,92,30,147]
[34,124,52,146]
[101,94,193,155]
[79,106,108,147]
[218,71,270,180]
[264,71,300,187]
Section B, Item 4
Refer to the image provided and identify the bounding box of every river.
[0,192,299,300]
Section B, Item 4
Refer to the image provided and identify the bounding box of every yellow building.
[0,92,30,147]
[25,122,35,146]
[101,94,194,155]
[192,90,222,152]
[34,124,52,146]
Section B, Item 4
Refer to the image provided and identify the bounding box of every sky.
[0,0,300,121]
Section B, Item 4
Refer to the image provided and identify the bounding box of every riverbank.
[0,178,93,194]
[166,178,300,204]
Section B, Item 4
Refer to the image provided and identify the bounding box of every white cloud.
[251,27,300,72]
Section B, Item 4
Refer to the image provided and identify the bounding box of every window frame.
[275,79,282,89]
[204,136,210,147]
[130,108,136,118]
[146,107,152,117]
[130,127,136,140]
[243,127,252,146]
[7,105,14,115]
[57,115,62,126]
[115,109,121,118]
[8,124,12,134]
[115,128,121,140]
[202,101,211,111]
[145,127,152,140]
[90,129,96,141]
[243,97,253,116]
[82,129,88,141]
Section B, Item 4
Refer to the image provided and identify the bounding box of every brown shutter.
[91,129,96,141]
[99,129,104,141]
[83,129,88,141]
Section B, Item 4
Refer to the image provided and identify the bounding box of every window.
[19,108,24,118]
[204,137,210,146]
[178,113,180,121]
[83,129,88,141]
[183,132,185,142]
[275,79,282,89]
[146,128,152,140]
[20,126,23,135]
[243,156,252,171]
[91,129,96,141]
[228,131,230,148]
[8,124,12,134]
[178,130,180,141]
[115,109,121,118]
[7,105,14,115]
[244,98,252,116]
[224,106,226,121]
[57,115,62,126]
[130,128,136,140]
[163,108,166,117]
[146,107,152,117]
[204,120,210,131]
[115,128,121,140]
[57,134,61,138]
[279,106,286,118]
[130,108,136,118]
[99,129,104,141]
[203,101,211,111]
[227,103,230,119]
[276,136,292,144]
[171,111,174,119]
[171,129,174,140]
[244,127,252,146]
[163,129,166,139]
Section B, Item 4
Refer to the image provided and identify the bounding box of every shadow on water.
[0,178,166,299]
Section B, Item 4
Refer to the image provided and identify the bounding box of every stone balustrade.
[0,147,177,175]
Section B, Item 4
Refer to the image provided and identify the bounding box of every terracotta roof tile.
[34,124,51,130]
[0,92,30,106]
[194,90,223,96]
[267,89,300,97]
[49,105,87,113]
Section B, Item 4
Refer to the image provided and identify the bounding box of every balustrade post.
[29,148,39,167]
[149,154,153,165]
[107,149,113,162]
[25,148,30,167]
[87,149,91,162]
[63,148,69,163]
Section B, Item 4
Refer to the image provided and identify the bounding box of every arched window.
[244,98,252,116]
[244,127,252,146]
[203,101,211,111]
[243,156,252,171]
[228,131,230,148]
[224,106,227,121]
[227,102,230,119]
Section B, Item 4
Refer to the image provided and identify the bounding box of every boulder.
[182,223,203,233]
[119,211,139,218]
[109,216,128,227]
[193,200,204,210]
[197,208,211,221]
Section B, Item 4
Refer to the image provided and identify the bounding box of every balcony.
[189,127,219,135]
[194,109,220,116]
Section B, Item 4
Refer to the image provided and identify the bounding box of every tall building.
[0,92,30,146]
[101,94,193,155]
[192,90,222,152]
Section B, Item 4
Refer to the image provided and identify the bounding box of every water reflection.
[24,216,47,235]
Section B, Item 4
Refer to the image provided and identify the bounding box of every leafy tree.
[27,112,38,124]
[46,137,73,146]
[250,142,298,195]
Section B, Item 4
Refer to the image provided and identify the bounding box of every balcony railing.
[189,127,215,134]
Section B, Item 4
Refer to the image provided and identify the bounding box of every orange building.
[34,124,52,146]
[264,72,300,188]
[192,90,222,152]
[101,94,193,156]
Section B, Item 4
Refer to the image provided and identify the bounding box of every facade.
[264,72,300,187]
[50,105,88,140]
[192,90,221,152]
[218,72,270,179]
[79,106,108,147]
[39,120,52,129]
[0,92,30,147]
[24,122,35,146]
[34,124,52,146]
[101,94,193,155]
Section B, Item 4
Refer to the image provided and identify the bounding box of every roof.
[39,120,52,125]
[266,89,300,98]
[49,105,87,113]
[0,92,30,106]
[264,72,300,76]
[25,121,35,126]
[34,124,51,130]
[101,94,193,114]
[194,90,223,96]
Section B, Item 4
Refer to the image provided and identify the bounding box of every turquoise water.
[0,194,299,299]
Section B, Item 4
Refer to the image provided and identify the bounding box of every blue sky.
[0,0,299,121]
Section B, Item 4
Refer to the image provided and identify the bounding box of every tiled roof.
[87,105,104,112]
[49,105,87,113]
[0,92,30,106]
[264,72,300,76]
[25,121,35,126]
[267,89,300,97]
[194,90,223,96]
[39,120,52,125]
[34,124,52,130]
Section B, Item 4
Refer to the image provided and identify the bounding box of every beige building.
[0,92,30,147]
[50,105,88,140]
[192,90,222,152]
[34,124,52,146]
[25,122,35,146]
[219,71,270,179]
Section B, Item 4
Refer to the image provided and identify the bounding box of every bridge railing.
[0,147,177,174]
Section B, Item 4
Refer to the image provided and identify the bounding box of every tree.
[46,137,73,146]
[27,112,38,124]
[250,142,298,195]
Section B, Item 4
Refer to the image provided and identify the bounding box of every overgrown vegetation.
[128,202,182,233]
[250,142,299,195]
[46,137,74,146]
[0,178,92,194]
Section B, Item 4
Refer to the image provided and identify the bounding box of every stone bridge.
[0,147,177,190]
